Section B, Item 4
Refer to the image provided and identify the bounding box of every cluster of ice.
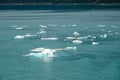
[14,33,36,39]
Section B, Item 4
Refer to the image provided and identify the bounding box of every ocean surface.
[0,5,120,80]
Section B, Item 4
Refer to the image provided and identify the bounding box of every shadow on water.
[0,4,120,10]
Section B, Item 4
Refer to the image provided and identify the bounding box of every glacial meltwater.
[0,5,120,80]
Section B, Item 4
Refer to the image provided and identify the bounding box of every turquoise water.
[0,6,120,80]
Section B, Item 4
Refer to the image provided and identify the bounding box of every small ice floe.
[24,33,36,38]
[40,31,46,34]
[66,36,87,40]
[14,35,24,39]
[92,42,99,45]
[66,37,75,40]
[97,24,106,28]
[15,27,23,30]
[91,36,97,39]
[72,24,77,27]
[41,37,58,41]
[14,33,36,39]
[100,34,107,38]
[39,25,47,28]
[72,40,83,44]
[38,29,46,33]
[73,31,80,36]
[64,46,77,50]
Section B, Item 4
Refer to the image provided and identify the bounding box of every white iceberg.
[14,35,24,39]
[41,37,58,40]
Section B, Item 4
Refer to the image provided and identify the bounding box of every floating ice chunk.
[72,40,83,44]
[41,37,58,40]
[24,33,36,38]
[97,24,105,27]
[24,34,31,37]
[66,37,75,40]
[64,46,77,50]
[91,36,96,39]
[14,33,36,39]
[39,25,47,28]
[72,24,77,27]
[103,34,107,38]
[38,30,46,34]
[73,31,80,36]
[14,35,24,39]
[100,34,107,38]
[92,42,99,45]
[66,36,88,40]
[15,27,23,30]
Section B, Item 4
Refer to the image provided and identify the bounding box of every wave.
[23,46,77,59]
